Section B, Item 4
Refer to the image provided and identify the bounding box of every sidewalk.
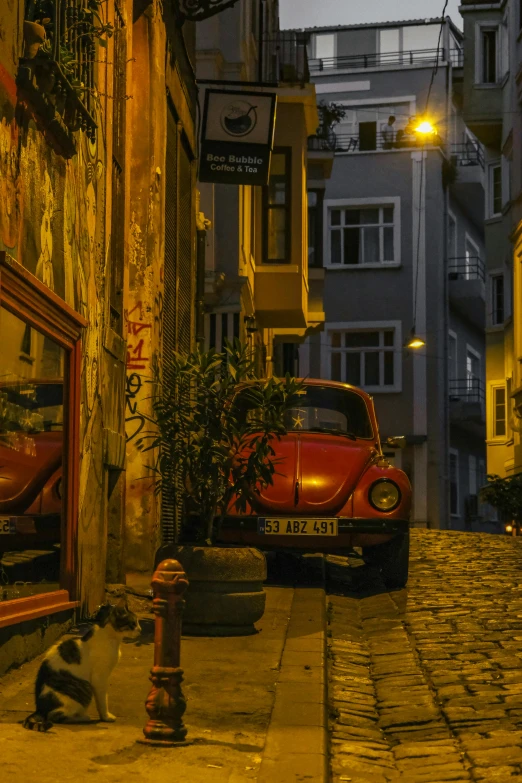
[0,586,327,783]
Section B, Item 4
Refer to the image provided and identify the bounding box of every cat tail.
[22,711,54,732]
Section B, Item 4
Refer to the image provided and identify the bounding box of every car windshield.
[234,384,374,439]
[283,385,373,438]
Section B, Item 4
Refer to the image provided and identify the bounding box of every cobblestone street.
[327,529,522,783]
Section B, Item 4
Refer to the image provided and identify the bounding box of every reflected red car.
[0,381,63,545]
[218,379,412,588]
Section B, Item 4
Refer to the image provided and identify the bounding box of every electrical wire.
[412,0,449,339]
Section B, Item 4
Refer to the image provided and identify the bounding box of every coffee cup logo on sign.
[220,100,258,137]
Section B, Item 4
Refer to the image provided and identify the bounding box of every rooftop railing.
[451,142,485,169]
[449,377,485,405]
[309,47,446,73]
[331,128,443,154]
[448,256,485,283]
[262,32,310,84]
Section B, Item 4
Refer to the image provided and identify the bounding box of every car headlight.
[369,479,401,512]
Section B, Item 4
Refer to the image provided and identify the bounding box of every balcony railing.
[262,32,309,84]
[448,257,485,283]
[449,378,485,405]
[309,47,446,73]
[307,130,337,152]
[450,49,464,68]
[331,129,443,154]
[451,143,485,169]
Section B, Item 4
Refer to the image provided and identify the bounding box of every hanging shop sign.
[199,89,277,186]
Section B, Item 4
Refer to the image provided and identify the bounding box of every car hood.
[253,432,374,515]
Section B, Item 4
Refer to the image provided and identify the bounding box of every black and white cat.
[23,598,140,732]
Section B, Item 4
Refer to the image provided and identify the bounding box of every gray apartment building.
[459,0,522,494]
[292,17,494,531]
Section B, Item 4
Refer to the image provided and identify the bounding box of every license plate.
[258,518,338,536]
[0,517,16,535]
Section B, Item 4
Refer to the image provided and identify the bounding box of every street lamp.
[405,328,425,350]
[414,119,436,137]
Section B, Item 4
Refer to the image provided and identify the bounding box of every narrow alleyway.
[327,529,522,783]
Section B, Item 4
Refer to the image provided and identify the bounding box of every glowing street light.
[414,119,436,136]
[405,328,426,350]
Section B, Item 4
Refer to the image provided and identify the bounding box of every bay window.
[264,148,291,263]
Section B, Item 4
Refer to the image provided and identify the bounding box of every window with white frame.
[450,449,459,516]
[328,205,396,266]
[491,383,507,439]
[490,273,504,325]
[479,26,499,83]
[466,345,481,399]
[327,325,401,391]
[464,235,480,280]
[488,163,502,217]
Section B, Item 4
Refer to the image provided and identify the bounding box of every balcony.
[448,257,485,328]
[450,143,485,223]
[262,32,310,84]
[449,378,485,436]
[309,47,446,74]
[307,131,336,180]
[330,129,443,155]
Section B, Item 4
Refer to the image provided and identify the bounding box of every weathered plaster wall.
[0,0,127,612]
[124,4,165,572]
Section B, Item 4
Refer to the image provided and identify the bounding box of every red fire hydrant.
[140,558,189,745]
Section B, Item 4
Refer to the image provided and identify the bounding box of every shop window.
[0,253,84,625]
[263,148,291,263]
[0,307,64,599]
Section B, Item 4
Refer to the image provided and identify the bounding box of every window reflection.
[0,306,65,600]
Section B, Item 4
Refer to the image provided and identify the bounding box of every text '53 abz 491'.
[199,89,277,185]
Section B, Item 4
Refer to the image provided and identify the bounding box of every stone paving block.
[332,756,397,781]
[281,649,324,668]
[264,724,326,758]
[465,746,522,766]
[331,725,386,741]
[258,752,327,783]
[471,767,522,781]
[284,637,325,653]
[278,664,325,685]
[392,741,460,760]
[276,681,325,705]
[270,699,326,728]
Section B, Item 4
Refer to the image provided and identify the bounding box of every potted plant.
[137,339,303,634]
[480,473,522,535]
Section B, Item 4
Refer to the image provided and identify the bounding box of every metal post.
[139,559,190,746]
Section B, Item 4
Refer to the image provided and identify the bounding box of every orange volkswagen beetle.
[218,379,412,588]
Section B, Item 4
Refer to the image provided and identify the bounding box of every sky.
[280,0,462,30]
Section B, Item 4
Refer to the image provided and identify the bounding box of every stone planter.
[154,545,267,636]
[23,21,46,59]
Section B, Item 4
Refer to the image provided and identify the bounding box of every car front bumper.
[216,516,410,552]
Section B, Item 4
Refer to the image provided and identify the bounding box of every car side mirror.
[384,436,406,449]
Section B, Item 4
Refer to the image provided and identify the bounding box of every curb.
[258,587,328,783]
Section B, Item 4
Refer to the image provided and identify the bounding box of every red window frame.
[0,252,87,628]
